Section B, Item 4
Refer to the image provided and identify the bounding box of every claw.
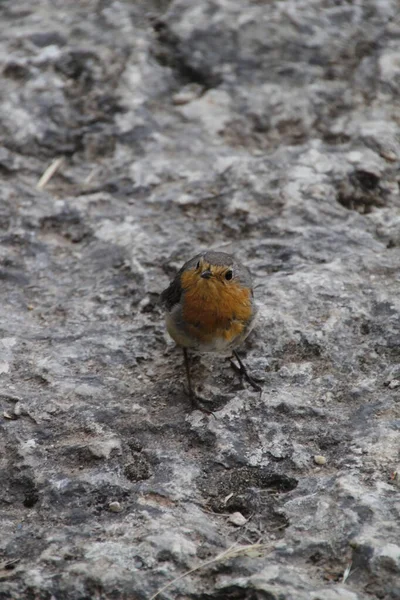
[231,351,263,392]
[190,394,217,416]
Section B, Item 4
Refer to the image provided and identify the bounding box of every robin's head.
[180,251,253,296]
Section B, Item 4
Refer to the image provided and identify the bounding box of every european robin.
[161,250,261,411]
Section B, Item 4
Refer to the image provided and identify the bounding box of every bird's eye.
[225,270,233,281]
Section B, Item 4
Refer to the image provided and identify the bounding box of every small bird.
[161,250,261,411]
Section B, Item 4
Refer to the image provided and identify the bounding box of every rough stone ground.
[0,1,400,599]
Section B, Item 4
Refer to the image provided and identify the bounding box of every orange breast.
[180,270,252,343]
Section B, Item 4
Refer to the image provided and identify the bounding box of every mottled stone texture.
[0,1,400,599]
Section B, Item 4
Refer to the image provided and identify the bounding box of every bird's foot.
[230,352,263,392]
[182,387,219,416]
[192,395,216,415]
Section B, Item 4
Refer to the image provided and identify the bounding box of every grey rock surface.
[0,0,400,599]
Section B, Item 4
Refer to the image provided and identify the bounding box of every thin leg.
[183,348,194,399]
[183,348,214,414]
[231,350,262,392]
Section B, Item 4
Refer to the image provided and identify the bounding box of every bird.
[160,250,261,411]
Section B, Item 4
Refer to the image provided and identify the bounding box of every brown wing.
[160,252,203,311]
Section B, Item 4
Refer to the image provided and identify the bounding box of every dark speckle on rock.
[29,31,67,47]
[124,455,152,483]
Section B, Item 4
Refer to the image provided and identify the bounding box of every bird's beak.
[201,269,212,279]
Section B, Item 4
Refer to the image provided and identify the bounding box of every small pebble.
[347,151,363,163]
[228,512,247,526]
[314,455,327,465]
[14,402,22,417]
[388,379,400,389]
[109,501,122,513]
[380,148,397,162]
[172,83,203,106]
